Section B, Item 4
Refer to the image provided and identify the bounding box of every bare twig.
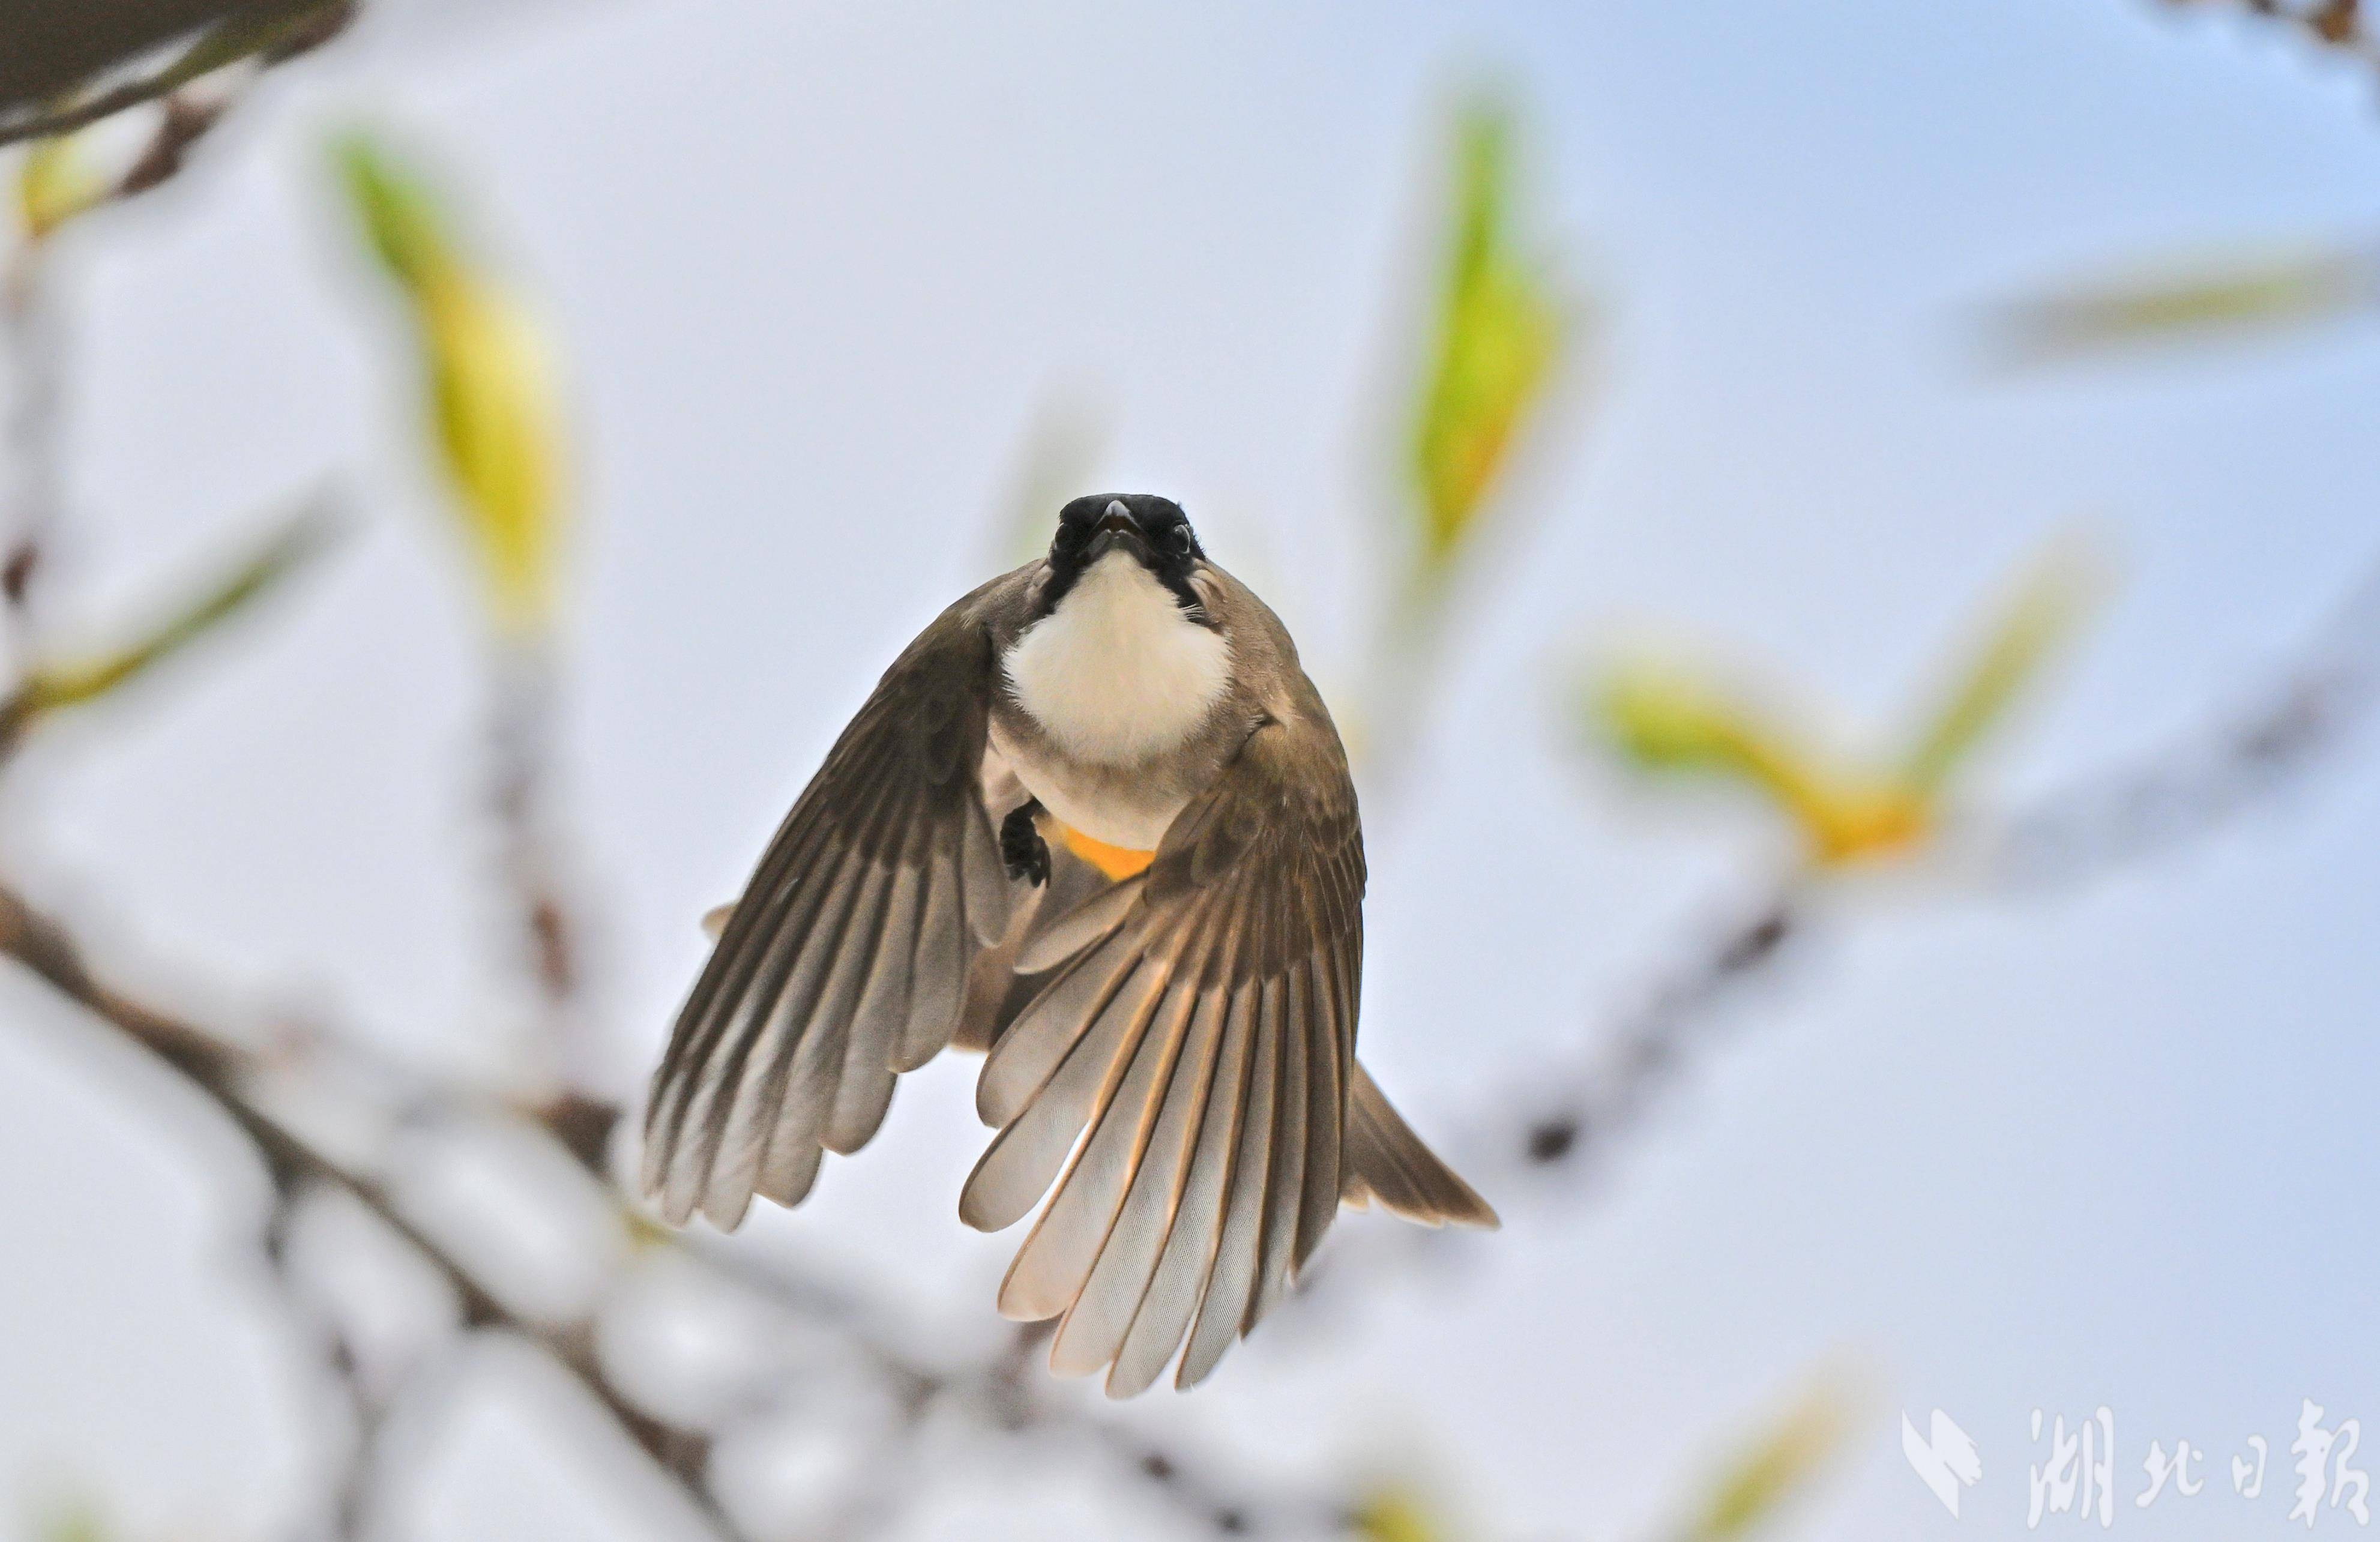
[2154,0,2380,61]
[1511,888,1803,1178]
[2,223,66,649]
[0,869,1361,1540]
[0,882,753,1542]
[1966,559,2380,891]
[1505,555,2380,1191]
[484,645,601,1095]
[3,85,245,669]
[0,0,354,148]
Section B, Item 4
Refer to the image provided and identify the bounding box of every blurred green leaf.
[21,505,335,716]
[16,133,103,239]
[34,1495,110,1542]
[1590,533,2100,864]
[1983,242,2379,366]
[1410,97,1564,577]
[995,393,1107,566]
[1352,1486,1445,1542]
[423,277,565,632]
[1595,659,1929,866]
[1598,658,1828,807]
[331,130,453,294]
[1899,535,2100,794]
[1673,1374,1859,1541]
[170,2,353,80]
[1,1,351,149]
[332,129,566,636]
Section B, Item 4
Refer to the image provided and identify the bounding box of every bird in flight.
[642,494,1496,1396]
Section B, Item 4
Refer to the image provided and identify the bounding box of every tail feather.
[1341,1063,1499,1229]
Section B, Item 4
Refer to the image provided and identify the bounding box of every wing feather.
[1014,877,1145,976]
[1295,952,1348,1272]
[702,841,876,1224]
[1175,977,1272,1388]
[975,927,1140,1127]
[897,853,966,1070]
[995,899,1224,1322]
[1246,968,1307,1334]
[1111,977,1256,1396]
[961,645,1489,1391]
[1051,980,1226,1378]
[640,574,1022,1227]
[822,863,920,1152]
[959,954,1150,1232]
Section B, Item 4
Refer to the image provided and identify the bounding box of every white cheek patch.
[1004,553,1231,765]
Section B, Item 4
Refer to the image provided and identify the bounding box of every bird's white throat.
[1004,552,1229,765]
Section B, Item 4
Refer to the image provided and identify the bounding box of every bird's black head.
[1041,493,1208,616]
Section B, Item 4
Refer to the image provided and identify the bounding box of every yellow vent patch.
[1050,819,1157,882]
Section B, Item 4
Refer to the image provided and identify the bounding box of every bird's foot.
[1001,800,1050,887]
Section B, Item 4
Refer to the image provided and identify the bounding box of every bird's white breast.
[1002,552,1229,766]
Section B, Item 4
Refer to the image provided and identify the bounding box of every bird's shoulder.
[1194,561,1352,783]
[839,563,1037,790]
[1146,562,1360,909]
[900,561,1041,665]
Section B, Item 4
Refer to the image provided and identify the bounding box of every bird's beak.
[1085,500,1151,563]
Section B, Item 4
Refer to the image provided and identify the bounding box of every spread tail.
[1342,1064,1499,1229]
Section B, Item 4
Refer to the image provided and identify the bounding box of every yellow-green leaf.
[1798,783,1932,867]
[994,394,1107,567]
[330,131,453,294]
[422,276,565,631]
[1410,98,1563,576]
[1674,1374,1859,1541]
[1351,1486,1443,1542]
[20,505,336,716]
[1598,658,1828,804]
[17,134,103,240]
[1596,660,1932,865]
[1,2,351,148]
[1981,242,2378,366]
[1899,536,2100,795]
[332,130,567,636]
[39,1503,108,1542]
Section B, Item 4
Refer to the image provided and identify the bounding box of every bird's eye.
[1167,525,1195,555]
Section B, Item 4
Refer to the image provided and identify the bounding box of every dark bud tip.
[2,543,37,603]
[1526,1117,1578,1164]
[1719,909,1792,973]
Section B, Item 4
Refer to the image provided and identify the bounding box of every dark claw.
[1001,799,1050,887]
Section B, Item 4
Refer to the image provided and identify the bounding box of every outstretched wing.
[643,583,1017,1229]
[957,702,1364,1396]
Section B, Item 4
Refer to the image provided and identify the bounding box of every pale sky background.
[2,1,2377,1538]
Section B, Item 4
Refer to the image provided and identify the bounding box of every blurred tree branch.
[0,0,351,145]
[1979,1,2380,367]
[0,863,1373,1537]
[6,27,2375,1541]
[1503,548,2380,1190]
[5,72,268,670]
[2,93,1381,1541]
[2153,0,2379,74]
[0,882,750,1537]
